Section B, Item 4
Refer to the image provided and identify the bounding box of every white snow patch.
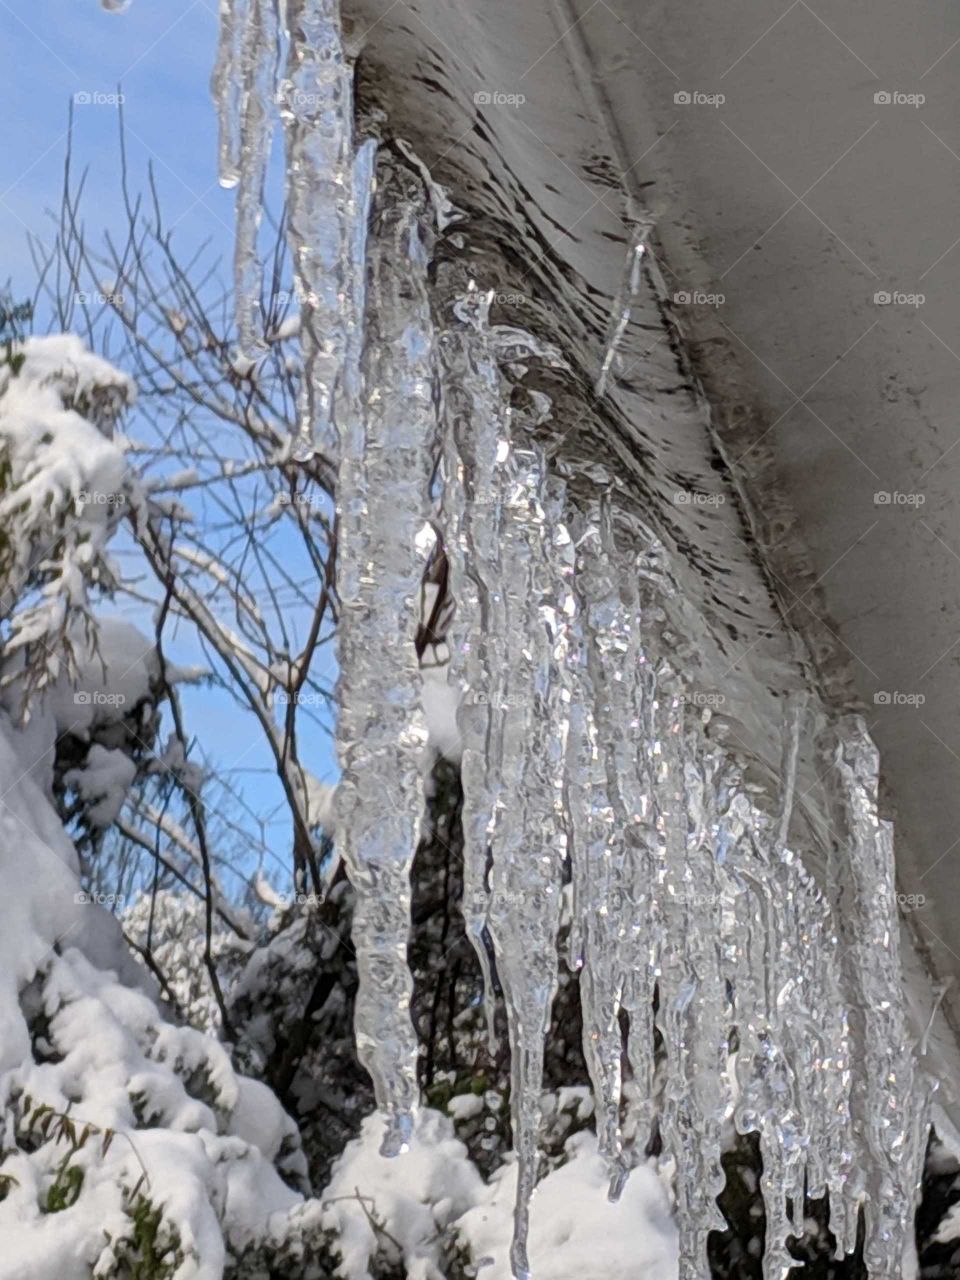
[457,1131,678,1280]
[302,772,336,832]
[447,1094,484,1121]
[322,1108,483,1280]
[9,333,135,417]
[226,1076,301,1165]
[421,664,461,761]
[64,743,137,826]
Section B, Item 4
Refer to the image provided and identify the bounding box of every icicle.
[594,219,651,398]
[233,0,278,354]
[210,0,370,443]
[611,533,664,1180]
[333,168,437,1157]
[211,0,243,189]
[712,710,850,1252]
[825,719,928,1277]
[565,509,622,1178]
[794,866,855,1251]
[440,287,509,1053]
[343,139,378,417]
[484,448,573,1280]
[278,0,359,460]
[715,728,828,1277]
[770,699,859,1256]
[753,697,814,1275]
[566,498,659,1191]
[654,700,730,1280]
[745,849,806,1276]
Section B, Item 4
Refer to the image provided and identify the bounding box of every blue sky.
[1,0,339,892]
[0,1,233,294]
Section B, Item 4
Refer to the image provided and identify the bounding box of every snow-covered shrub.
[0,335,340,1278]
[0,335,138,696]
[122,891,252,1034]
[0,732,361,1280]
[0,698,342,1278]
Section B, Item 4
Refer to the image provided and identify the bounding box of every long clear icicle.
[566,498,659,1192]
[484,448,573,1280]
[211,0,244,186]
[826,719,930,1277]
[278,0,358,459]
[654,687,729,1280]
[212,0,366,444]
[333,170,436,1157]
[565,516,622,1176]
[211,0,243,188]
[729,784,807,1280]
[233,0,277,354]
[440,287,509,1052]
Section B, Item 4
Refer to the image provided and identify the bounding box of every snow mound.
[458,1130,679,1280]
[321,1112,680,1280]
[321,1108,482,1280]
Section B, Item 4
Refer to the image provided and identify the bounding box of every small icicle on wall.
[199,0,931,1274]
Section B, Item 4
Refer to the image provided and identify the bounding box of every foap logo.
[679,690,726,708]
[874,690,926,707]
[73,90,125,107]
[474,90,526,107]
[671,890,721,908]
[74,691,127,707]
[674,90,725,108]
[275,690,324,707]
[76,289,124,307]
[673,289,725,308]
[276,490,322,508]
[895,892,927,910]
[873,490,925,507]
[75,890,125,907]
[270,891,323,909]
[874,90,925,108]
[76,491,125,511]
[874,290,925,308]
[289,89,323,110]
[673,490,726,507]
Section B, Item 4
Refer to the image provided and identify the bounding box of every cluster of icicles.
[194,0,932,1275]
